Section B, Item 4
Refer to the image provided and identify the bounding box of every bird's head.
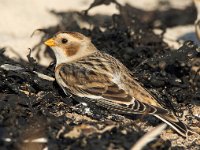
[44,32,97,65]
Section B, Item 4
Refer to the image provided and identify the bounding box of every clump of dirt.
[0,0,199,150]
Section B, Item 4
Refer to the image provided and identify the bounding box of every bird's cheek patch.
[64,43,80,57]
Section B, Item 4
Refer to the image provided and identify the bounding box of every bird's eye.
[61,38,68,44]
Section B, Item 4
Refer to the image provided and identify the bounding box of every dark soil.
[0,1,199,150]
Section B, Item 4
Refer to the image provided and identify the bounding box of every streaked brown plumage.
[44,31,192,137]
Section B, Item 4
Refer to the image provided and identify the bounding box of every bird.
[44,31,191,137]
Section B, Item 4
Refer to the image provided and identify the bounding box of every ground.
[0,0,199,150]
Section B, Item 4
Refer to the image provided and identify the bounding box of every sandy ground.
[0,0,196,66]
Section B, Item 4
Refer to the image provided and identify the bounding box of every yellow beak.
[44,38,55,47]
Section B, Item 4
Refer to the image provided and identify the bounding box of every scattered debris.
[131,123,167,150]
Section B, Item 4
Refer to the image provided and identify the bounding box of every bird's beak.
[44,38,55,47]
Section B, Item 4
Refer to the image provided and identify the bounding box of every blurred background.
[0,0,197,66]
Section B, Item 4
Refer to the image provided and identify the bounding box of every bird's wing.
[58,62,130,102]
[57,62,168,115]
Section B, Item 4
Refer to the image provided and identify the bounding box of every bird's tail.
[132,99,192,137]
[126,99,191,137]
[154,113,190,137]
[93,98,192,137]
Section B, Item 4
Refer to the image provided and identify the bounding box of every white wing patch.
[112,73,136,104]
[112,73,121,84]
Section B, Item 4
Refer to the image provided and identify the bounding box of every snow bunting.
[194,0,200,40]
[44,31,191,137]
